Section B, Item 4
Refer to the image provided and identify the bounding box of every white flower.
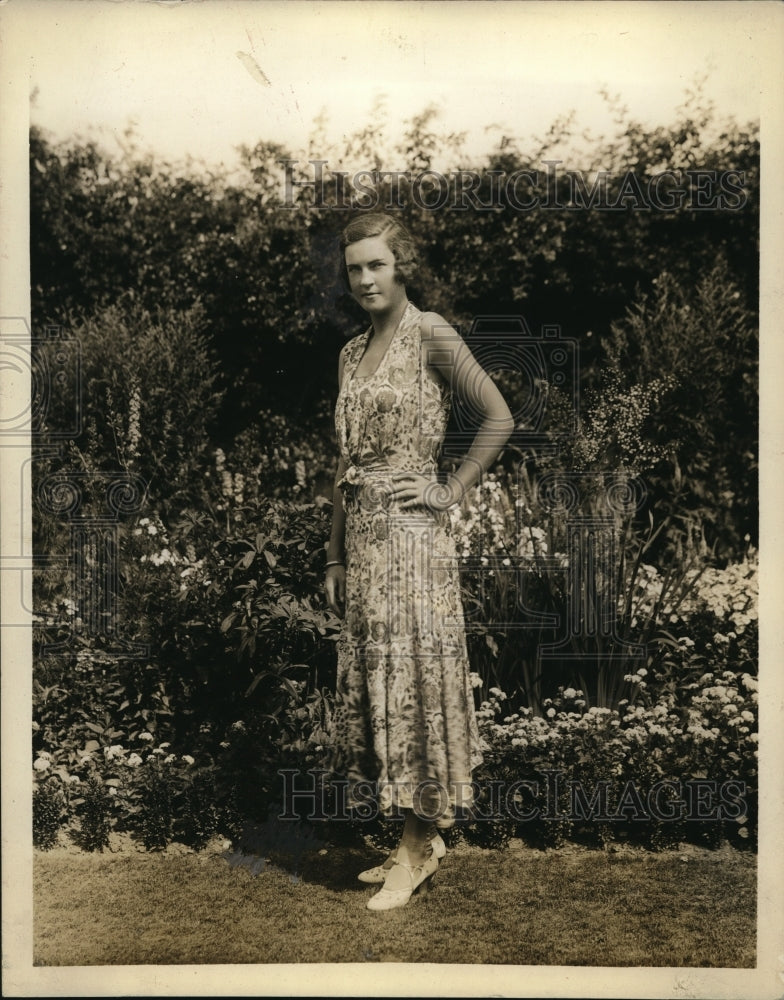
[563,687,577,699]
[126,753,143,767]
[546,708,556,718]
[164,754,175,764]
[182,755,195,766]
[138,732,154,742]
[33,757,51,771]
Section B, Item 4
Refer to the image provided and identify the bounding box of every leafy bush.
[33,781,65,850]
[604,263,757,556]
[78,776,112,852]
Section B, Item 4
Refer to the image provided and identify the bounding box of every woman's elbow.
[486,410,515,439]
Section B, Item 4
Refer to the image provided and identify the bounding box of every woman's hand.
[389,473,457,512]
[325,564,346,618]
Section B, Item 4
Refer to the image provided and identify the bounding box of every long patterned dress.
[331,300,484,824]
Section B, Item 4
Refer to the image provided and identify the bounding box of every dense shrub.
[32,781,65,850]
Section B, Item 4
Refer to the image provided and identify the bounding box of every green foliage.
[138,757,174,851]
[451,471,717,712]
[39,301,223,508]
[604,263,757,555]
[128,493,340,747]
[78,776,112,852]
[176,769,222,850]
[31,87,759,455]
[33,783,65,850]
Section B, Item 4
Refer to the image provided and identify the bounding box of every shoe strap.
[392,851,436,885]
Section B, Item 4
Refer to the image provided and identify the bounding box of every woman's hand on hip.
[389,473,455,512]
[325,564,345,618]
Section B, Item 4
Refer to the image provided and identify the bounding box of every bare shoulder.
[419,311,461,342]
[337,340,351,386]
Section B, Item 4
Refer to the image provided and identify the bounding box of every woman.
[325,213,514,911]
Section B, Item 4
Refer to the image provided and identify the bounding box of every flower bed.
[460,666,757,851]
[32,470,758,854]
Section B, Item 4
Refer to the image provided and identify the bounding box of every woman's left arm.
[392,312,515,511]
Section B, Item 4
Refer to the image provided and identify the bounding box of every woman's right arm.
[325,347,348,617]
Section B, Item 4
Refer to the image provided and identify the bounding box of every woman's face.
[344,235,407,315]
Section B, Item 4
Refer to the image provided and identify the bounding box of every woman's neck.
[369,297,409,339]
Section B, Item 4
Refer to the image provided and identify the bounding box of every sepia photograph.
[1,1,782,996]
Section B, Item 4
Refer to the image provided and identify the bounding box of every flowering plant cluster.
[449,473,515,558]
[217,410,337,503]
[564,367,678,476]
[32,730,235,852]
[466,666,757,850]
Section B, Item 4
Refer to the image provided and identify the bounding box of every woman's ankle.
[396,840,431,866]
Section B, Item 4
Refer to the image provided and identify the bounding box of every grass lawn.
[33,830,756,967]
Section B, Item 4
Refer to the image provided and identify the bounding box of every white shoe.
[357,833,446,884]
[365,852,439,911]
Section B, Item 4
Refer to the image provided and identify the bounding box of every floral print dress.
[331,300,484,824]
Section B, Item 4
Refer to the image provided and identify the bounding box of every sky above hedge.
[16,0,769,168]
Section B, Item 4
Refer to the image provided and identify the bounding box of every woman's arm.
[392,313,515,511]
[325,347,348,616]
[326,453,347,564]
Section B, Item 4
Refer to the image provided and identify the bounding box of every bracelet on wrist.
[325,559,344,569]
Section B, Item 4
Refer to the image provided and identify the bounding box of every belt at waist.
[337,463,437,493]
